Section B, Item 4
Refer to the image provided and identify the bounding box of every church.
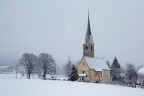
[77,11,110,83]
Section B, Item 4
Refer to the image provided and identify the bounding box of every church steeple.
[83,9,94,57]
[85,9,93,44]
[87,9,91,36]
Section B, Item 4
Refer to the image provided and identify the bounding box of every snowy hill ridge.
[0,79,143,96]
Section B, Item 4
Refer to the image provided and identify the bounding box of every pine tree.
[69,65,78,81]
[110,57,121,81]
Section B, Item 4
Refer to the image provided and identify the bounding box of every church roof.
[84,57,110,71]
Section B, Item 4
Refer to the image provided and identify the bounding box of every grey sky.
[0,0,144,66]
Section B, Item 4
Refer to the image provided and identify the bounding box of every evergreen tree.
[110,57,121,81]
[69,65,78,81]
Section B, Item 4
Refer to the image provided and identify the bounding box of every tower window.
[86,46,88,50]
[91,46,93,51]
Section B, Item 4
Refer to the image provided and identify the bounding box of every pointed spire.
[87,7,91,36]
[85,8,93,44]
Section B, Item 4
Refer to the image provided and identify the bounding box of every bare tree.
[63,58,73,76]
[126,63,138,87]
[39,53,56,80]
[19,53,38,79]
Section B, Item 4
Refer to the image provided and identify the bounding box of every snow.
[0,79,143,96]
[0,73,68,80]
[0,73,20,79]
[79,73,87,76]
[84,57,110,71]
[0,73,144,96]
[138,67,144,75]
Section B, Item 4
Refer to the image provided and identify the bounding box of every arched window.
[83,71,84,73]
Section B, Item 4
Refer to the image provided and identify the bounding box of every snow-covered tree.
[126,63,138,87]
[19,53,38,79]
[69,64,78,81]
[63,57,73,76]
[137,65,144,88]
[39,53,56,80]
[110,57,121,81]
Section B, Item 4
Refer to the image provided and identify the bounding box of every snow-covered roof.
[84,57,110,71]
[79,74,87,77]
[138,67,144,75]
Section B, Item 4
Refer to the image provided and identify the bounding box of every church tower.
[83,10,94,57]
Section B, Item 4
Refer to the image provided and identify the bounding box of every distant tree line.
[18,53,56,80]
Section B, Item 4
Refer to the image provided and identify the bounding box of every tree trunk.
[28,74,31,79]
[44,74,46,80]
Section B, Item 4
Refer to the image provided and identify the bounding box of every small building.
[77,10,110,83]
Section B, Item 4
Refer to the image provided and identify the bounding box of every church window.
[91,46,93,51]
[86,46,88,50]
[83,71,84,73]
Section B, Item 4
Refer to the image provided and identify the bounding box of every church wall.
[102,69,110,81]
[89,69,96,82]
[77,58,90,81]
[89,69,102,82]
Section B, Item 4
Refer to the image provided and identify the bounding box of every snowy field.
[0,73,144,96]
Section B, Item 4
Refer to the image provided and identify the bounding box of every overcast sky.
[0,0,144,66]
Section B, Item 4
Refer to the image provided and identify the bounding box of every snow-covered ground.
[0,73,38,79]
[0,73,144,96]
[0,73,68,80]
